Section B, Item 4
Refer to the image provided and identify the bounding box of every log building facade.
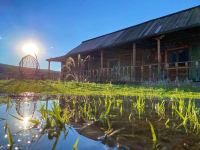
[47,6,200,83]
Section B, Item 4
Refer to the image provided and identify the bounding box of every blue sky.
[0,0,200,71]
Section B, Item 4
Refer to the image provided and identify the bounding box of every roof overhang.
[46,55,66,62]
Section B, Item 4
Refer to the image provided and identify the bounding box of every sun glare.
[22,42,39,56]
[22,116,30,129]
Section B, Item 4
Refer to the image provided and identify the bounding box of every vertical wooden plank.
[165,50,168,81]
[132,43,136,82]
[128,66,131,82]
[156,38,161,80]
[196,61,199,81]
[106,68,108,82]
[93,70,95,81]
[109,68,111,82]
[141,65,144,82]
[48,61,51,79]
[131,66,133,82]
[149,65,152,81]
[96,69,99,81]
[123,67,125,82]
[185,62,188,81]
[89,70,91,80]
[175,62,179,81]
[166,63,169,81]
[100,50,103,82]
[101,50,103,70]
[165,50,167,65]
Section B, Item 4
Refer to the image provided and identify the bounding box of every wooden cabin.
[47,6,200,83]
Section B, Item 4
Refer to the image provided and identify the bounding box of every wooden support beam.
[155,35,164,80]
[157,38,161,80]
[165,49,168,81]
[48,61,51,79]
[132,43,136,81]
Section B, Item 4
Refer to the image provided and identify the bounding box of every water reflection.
[15,96,37,129]
[1,94,200,150]
[0,94,111,150]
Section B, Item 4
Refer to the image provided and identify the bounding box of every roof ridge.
[82,5,200,43]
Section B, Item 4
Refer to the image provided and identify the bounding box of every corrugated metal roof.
[49,5,200,61]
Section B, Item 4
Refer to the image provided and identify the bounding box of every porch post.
[132,43,136,81]
[164,49,169,81]
[100,50,103,81]
[77,54,81,79]
[157,38,161,80]
[61,62,63,80]
[48,60,51,79]
[155,36,164,80]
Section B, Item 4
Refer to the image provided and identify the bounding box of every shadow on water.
[0,93,200,150]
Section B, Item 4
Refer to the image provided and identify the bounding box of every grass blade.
[148,121,157,144]
[5,123,13,150]
[73,137,79,150]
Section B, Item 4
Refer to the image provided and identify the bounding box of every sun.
[22,42,39,56]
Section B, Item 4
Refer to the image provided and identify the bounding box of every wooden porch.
[77,60,200,83]
[63,28,200,83]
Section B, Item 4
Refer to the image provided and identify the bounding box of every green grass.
[0,80,200,99]
[148,121,157,144]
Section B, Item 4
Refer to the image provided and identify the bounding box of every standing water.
[0,93,200,150]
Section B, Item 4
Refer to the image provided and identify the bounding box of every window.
[168,48,189,67]
[169,52,177,63]
[178,49,189,62]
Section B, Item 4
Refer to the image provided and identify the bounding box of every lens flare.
[22,116,30,129]
[22,42,39,56]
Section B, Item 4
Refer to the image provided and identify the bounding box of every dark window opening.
[168,48,189,67]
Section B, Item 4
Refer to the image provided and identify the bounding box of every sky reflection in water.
[0,95,112,150]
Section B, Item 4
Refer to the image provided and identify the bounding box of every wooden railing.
[78,60,200,82]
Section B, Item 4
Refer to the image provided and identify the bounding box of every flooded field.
[0,93,200,150]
